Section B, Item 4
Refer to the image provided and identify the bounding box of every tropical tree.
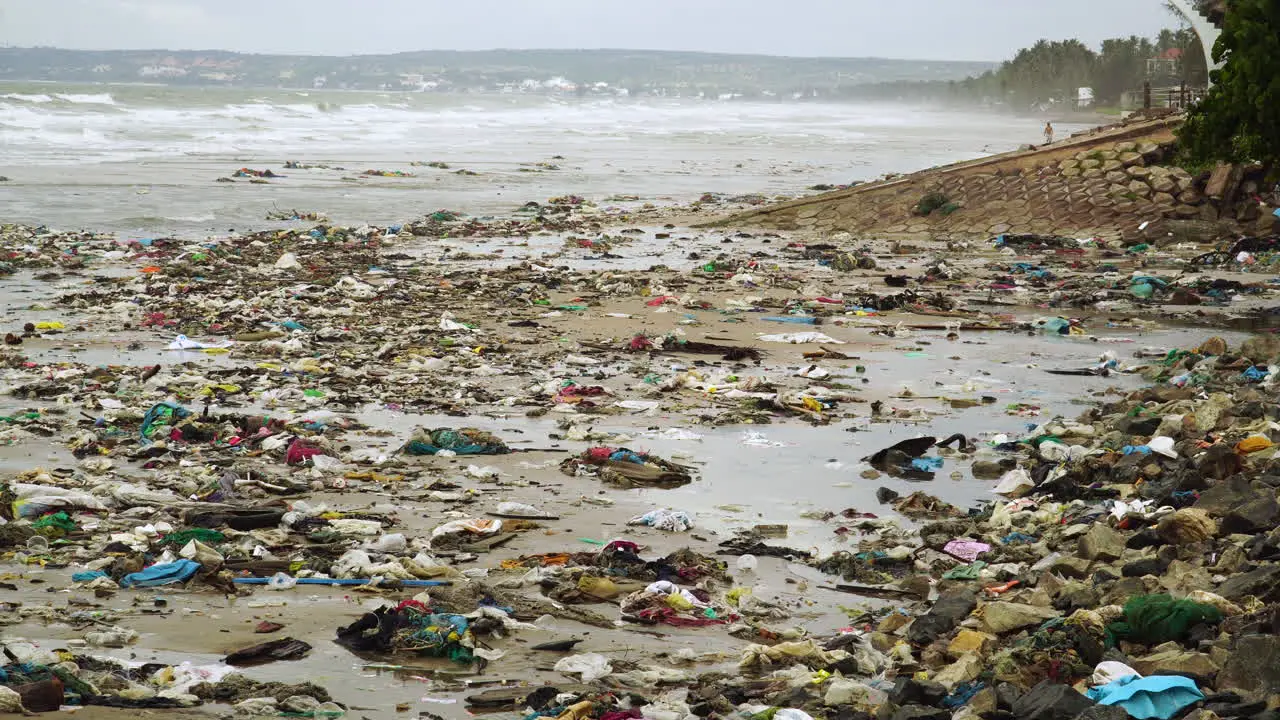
[996,39,1097,108]
[1095,36,1154,103]
[1178,0,1280,167]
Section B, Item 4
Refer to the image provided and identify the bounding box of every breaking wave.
[1,92,118,105]
[0,86,893,166]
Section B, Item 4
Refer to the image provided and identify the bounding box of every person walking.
[1044,122,1055,145]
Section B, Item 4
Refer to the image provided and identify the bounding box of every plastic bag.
[1093,661,1141,685]
[328,519,383,536]
[438,312,472,332]
[430,518,502,539]
[1237,435,1275,454]
[629,509,694,532]
[310,455,344,472]
[332,549,413,580]
[179,540,224,570]
[739,640,845,669]
[1147,436,1178,458]
[824,677,870,706]
[639,689,694,720]
[0,687,22,713]
[364,533,407,553]
[665,592,694,611]
[553,653,613,682]
[758,332,845,344]
[993,468,1034,497]
[110,482,183,507]
[495,502,545,517]
[11,483,109,517]
[577,575,621,600]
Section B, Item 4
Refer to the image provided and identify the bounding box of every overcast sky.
[0,0,1180,62]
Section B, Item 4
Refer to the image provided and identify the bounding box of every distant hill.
[0,47,995,97]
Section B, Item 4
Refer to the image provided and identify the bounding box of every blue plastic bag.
[1087,675,1203,720]
[120,559,201,588]
[911,456,944,471]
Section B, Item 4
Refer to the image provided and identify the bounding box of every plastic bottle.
[267,572,297,590]
[26,535,49,554]
[736,554,758,573]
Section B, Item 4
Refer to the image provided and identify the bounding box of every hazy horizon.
[0,0,1180,63]
[1,46,1001,64]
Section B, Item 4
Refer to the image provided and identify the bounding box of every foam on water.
[53,92,119,105]
[0,92,117,105]
[0,93,55,103]
[0,88,981,166]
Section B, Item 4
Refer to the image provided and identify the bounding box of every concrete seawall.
[715,116,1242,242]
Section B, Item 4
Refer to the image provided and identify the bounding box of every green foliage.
[914,192,952,216]
[1178,0,1280,167]
[1095,36,1153,104]
[1172,145,1217,177]
[843,23,1207,108]
[996,39,1098,108]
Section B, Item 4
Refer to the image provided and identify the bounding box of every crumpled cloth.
[943,539,992,562]
[1087,674,1203,720]
[1107,594,1222,646]
[120,559,201,588]
[739,639,847,669]
[1093,660,1141,686]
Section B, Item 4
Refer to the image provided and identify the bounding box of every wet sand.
[0,208,1270,718]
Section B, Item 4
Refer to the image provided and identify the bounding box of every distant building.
[138,65,188,78]
[1147,48,1183,78]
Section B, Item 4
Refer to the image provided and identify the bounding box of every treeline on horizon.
[0,46,994,95]
[839,27,1208,110]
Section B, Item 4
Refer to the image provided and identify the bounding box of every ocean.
[0,82,1087,236]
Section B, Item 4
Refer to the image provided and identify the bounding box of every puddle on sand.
[336,323,1251,556]
[396,225,720,273]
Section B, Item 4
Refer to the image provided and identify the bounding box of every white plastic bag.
[495,502,545,518]
[993,467,1035,497]
[553,653,613,682]
[758,332,845,344]
[629,509,694,532]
